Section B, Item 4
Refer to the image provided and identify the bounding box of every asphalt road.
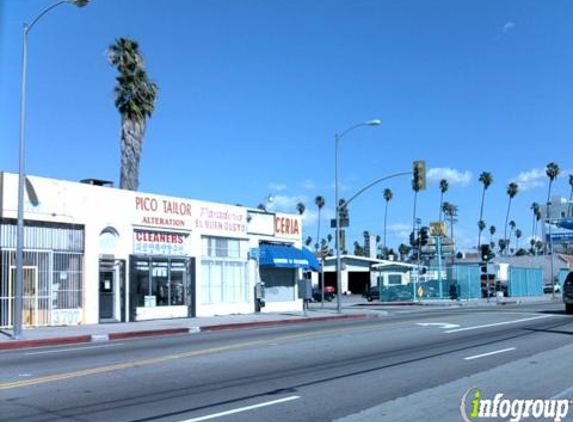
[2,303,573,422]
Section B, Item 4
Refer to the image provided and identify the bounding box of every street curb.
[199,313,373,332]
[0,335,92,350]
[0,314,373,351]
[108,328,191,340]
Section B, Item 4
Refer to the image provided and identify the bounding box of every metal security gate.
[1,250,51,328]
[0,219,85,328]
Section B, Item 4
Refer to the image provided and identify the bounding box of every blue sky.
[1,0,573,254]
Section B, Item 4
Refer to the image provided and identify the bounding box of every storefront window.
[152,261,169,306]
[170,261,186,306]
[131,257,188,308]
[201,237,248,304]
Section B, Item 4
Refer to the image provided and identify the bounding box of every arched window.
[99,227,120,255]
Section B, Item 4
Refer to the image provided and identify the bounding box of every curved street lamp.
[14,0,90,340]
[334,119,381,313]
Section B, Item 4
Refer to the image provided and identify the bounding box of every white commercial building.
[0,172,317,328]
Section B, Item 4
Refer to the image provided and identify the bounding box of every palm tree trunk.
[477,187,486,249]
[439,192,443,222]
[503,199,512,257]
[546,180,553,255]
[383,200,389,250]
[120,118,144,191]
[531,213,536,255]
[450,213,455,265]
[316,208,321,252]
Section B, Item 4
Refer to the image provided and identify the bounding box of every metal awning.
[259,244,320,271]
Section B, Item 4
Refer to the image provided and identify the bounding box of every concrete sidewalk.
[0,295,558,351]
[0,307,382,351]
[353,294,558,308]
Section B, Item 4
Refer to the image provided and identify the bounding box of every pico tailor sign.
[133,230,189,256]
[135,195,193,228]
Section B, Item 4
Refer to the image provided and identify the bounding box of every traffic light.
[412,160,426,191]
[420,227,429,246]
[409,231,416,247]
[481,244,495,261]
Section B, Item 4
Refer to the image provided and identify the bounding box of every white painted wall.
[1,172,304,324]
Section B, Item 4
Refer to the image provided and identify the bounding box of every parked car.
[481,283,496,298]
[323,286,336,294]
[544,283,561,294]
[311,288,334,302]
[562,272,573,314]
[362,286,380,302]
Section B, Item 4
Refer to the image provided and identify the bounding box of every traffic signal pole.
[436,235,443,299]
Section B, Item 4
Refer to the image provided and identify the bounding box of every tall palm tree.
[545,162,560,259]
[515,229,522,252]
[477,172,493,249]
[530,237,536,255]
[438,179,448,222]
[296,202,306,215]
[314,195,325,252]
[546,162,561,204]
[503,182,519,256]
[382,188,393,251]
[489,225,496,246]
[498,238,507,255]
[530,202,540,244]
[442,201,458,262]
[508,220,516,253]
[477,220,486,248]
[108,38,158,191]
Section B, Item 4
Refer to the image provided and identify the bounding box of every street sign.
[546,232,573,243]
[249,248,260,260]
[331,218,349,228]
[429,221,446,237]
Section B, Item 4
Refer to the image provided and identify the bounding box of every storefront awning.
[301,247,321,272]
[259,244,320,271]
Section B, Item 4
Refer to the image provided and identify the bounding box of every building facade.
[0,172,309,328]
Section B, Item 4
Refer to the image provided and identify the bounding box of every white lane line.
[551,385,573,400]
[445,315,554,334]
[416,322,460,329]
[25,343,125,355]
[180,396,301,422]
[464,347,516,361]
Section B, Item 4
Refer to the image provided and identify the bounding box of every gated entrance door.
[99,268,115,321]
[9,266,39,327]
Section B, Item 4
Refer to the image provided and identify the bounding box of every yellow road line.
[0,315,446,391]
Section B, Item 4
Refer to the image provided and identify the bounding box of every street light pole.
[334,119,380,314]
[335,133,341,313]
[14,0,90,340]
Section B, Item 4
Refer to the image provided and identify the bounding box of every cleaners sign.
[133,230,189,256]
